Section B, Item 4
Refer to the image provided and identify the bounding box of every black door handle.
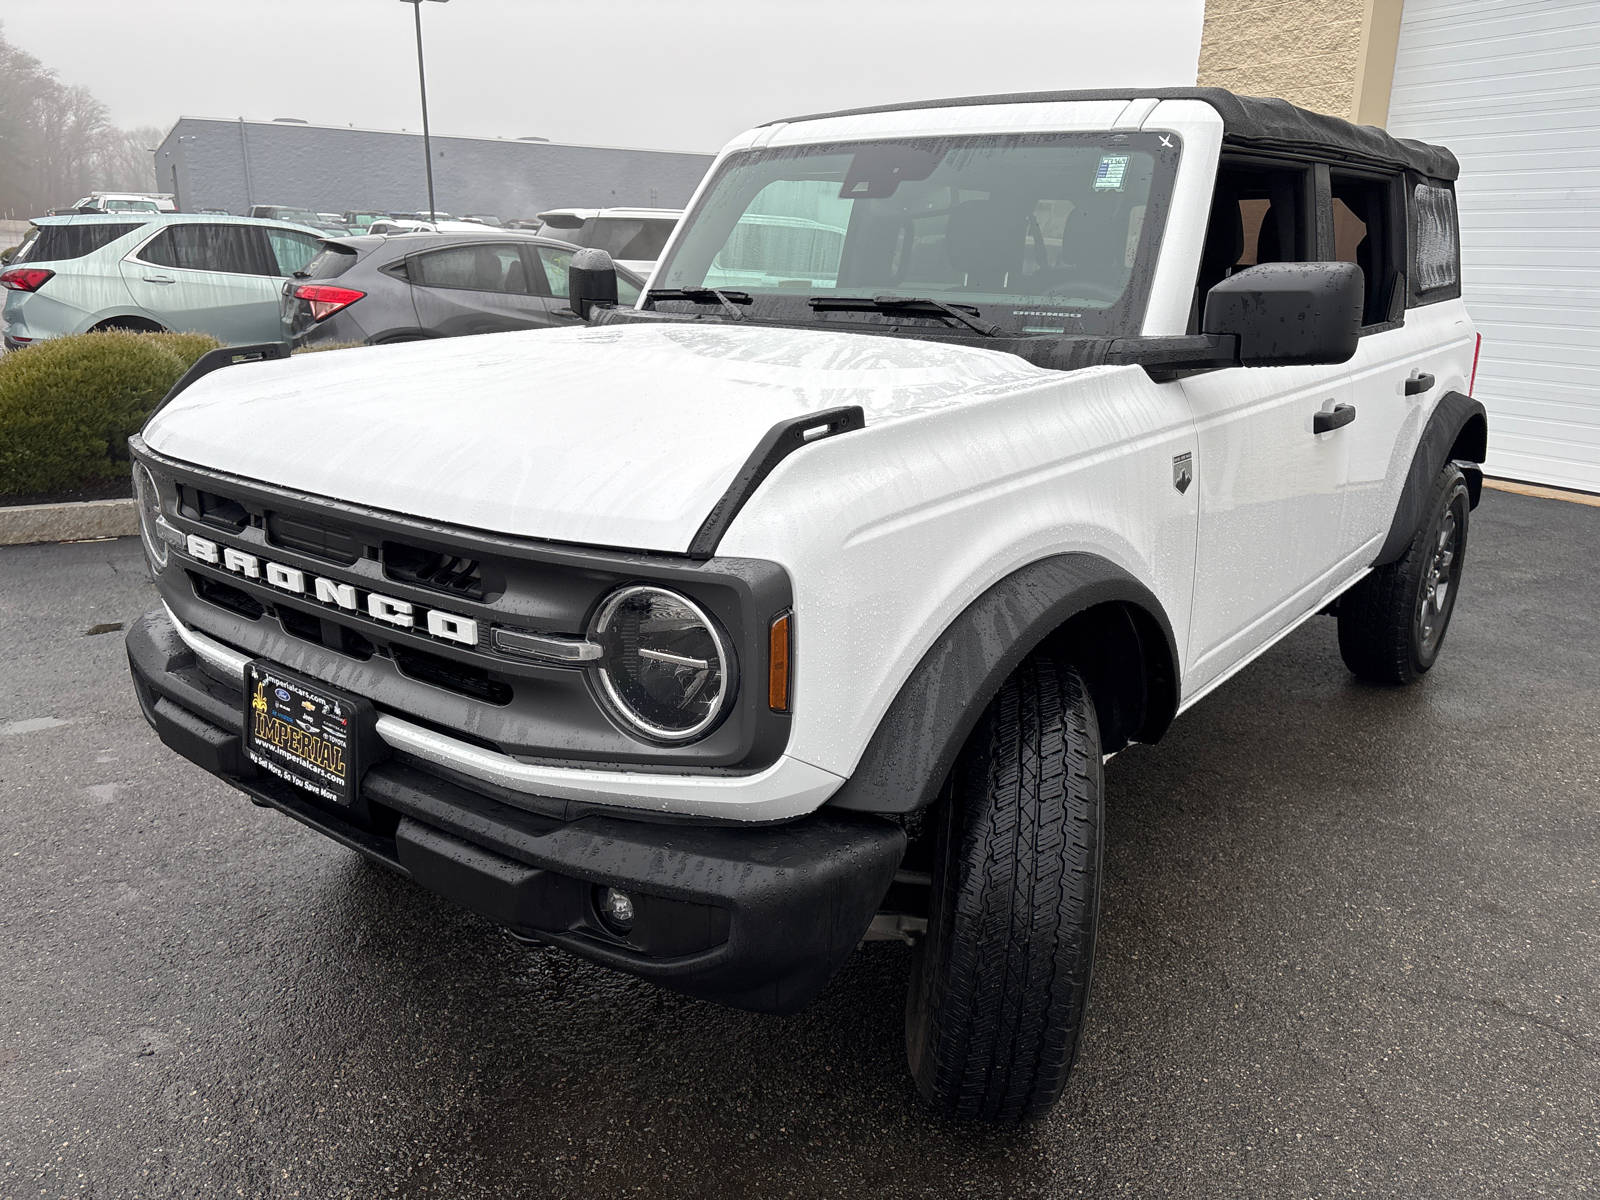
[1404,372,1436,396]
[1314,404,1357,434]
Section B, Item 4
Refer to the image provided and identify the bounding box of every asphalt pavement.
[1,487,1596,1199]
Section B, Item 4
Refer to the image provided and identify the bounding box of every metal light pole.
[399,0,450,220]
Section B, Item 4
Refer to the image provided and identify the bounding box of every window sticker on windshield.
[1094,155,1130,191]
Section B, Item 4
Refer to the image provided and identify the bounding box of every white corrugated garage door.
[1387,0,1600,493]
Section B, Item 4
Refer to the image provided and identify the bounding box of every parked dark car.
[249,204,334,230]
[279,231,643,347]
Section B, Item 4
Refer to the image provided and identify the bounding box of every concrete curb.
[1484,478,1600,508]
[0,498,138,546]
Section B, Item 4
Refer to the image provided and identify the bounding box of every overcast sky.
[5,0,1204,152]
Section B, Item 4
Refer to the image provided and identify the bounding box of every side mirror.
[568,247,618,319]
[1203,261,1363,368]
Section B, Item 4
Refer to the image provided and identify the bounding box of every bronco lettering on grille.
[184,534,480,647]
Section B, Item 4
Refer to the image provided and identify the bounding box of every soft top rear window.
[14,223,143,264]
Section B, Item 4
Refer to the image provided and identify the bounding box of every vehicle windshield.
[653,131,1179,336]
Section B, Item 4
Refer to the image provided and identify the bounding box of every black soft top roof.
[767,87,1457,182]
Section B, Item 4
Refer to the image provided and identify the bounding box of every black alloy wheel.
[1338,461,1471,685]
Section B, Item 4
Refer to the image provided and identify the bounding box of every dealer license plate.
[244,662,364,806]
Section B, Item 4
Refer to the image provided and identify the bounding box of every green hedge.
[0,330,222,496]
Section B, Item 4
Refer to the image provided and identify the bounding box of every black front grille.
[177,485,249,531]
[190,572,263,619]
[382,541,493,601]
[277,604,323,643]
[392,645,513,705]
[276,604,376,660]
[265,510,364,565]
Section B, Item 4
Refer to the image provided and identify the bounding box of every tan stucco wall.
[1198,0,1406,124]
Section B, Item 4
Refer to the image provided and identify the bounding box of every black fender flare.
[1374,390,1488,567]
[825,553,1180,816]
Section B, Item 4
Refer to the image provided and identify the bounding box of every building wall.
[1197,0,1406,125]
[155,119,716,219]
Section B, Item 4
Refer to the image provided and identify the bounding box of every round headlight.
[589,586,733,742]
[134,463,167,571]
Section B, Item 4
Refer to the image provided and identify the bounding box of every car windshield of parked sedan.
[653,131,1180,336]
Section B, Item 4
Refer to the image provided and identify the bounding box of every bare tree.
[94,126,162,194]
[0,22,167,218]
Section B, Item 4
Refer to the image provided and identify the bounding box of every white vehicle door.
[120,223,282,344]
[1330,170,1461,558]
[1182,161,1357,695]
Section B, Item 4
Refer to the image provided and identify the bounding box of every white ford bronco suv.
[126,88,1485,1122]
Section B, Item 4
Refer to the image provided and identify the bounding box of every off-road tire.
[1338,461,1471,685]
[906,654,1103,1123]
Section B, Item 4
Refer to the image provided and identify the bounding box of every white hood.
[142,323,1055,552]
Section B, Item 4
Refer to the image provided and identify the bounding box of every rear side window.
[140,224,277,276]
[1412,183,1459,294]
[410,244,533,293]
[14,223,142,263]
[298,244,357,279]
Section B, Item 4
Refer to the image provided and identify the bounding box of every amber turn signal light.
[768,611,792,712]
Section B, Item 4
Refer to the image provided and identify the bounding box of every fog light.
[599,886,634,933]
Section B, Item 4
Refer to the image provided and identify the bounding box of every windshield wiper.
[647,287,750,322]
[809,294,1001,337]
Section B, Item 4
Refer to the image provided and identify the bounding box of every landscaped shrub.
[0,330,221,496]
[145,330,224,371]
[292,340,369,354]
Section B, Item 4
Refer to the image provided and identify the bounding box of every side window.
[141,224,274,275]
[411,244,533,293]
[535,245,573,297]
[1329,171,1403,326]
[535,246,640,304]
[1411,183,1459,298]
[1193,163,1314,329]
[139,228,179,268]
[266,229,322,277]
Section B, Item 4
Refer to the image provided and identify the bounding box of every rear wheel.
[1338,462,1470,685]
[906,653,1103,1122]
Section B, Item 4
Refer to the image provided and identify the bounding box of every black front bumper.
[127,609,904,1014]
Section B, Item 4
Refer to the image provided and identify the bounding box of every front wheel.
[1338,461,1471,685]
[906,654,1103,1122]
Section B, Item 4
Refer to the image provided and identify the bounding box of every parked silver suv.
[1,213,325,348]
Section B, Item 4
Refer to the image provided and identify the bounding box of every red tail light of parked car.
[291,283,365,322]
[1,268,54,292]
